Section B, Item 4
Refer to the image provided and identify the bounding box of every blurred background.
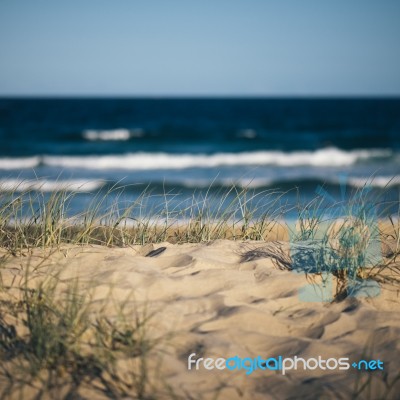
[0,1,399,218]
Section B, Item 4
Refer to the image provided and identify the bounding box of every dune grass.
[0,183,288,252]
[0,255,167,399]
[285,185,397,300]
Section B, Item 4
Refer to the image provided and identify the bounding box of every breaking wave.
[82,128,144,141]
[0,179,105,192]
[0,147,391,171]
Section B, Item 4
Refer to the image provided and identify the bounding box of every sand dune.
[1,240,399,399]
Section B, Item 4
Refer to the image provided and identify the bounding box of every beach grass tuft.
[0,257,164,399]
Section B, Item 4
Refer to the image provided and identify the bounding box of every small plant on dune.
[0,272,91,397]
[287,181,385,301]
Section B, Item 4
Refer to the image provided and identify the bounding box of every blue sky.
[0,0,399,96]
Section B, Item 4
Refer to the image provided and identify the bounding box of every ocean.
[0,98,399,219]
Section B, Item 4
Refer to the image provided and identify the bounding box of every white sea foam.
[180,177,274,189]
[42,147,391,170]
[0,157,41,170]
[0,179,105,192]
[83,129,144,141]
[0,148,392,171]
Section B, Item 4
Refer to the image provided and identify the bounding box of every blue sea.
[0,98,399,218]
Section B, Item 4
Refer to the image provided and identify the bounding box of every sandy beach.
[1,1,400,398]
[1,239,399,399]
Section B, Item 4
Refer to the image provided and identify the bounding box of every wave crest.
[82,129,144,141]
[0,179,105,192]
[43,148,391,169]
[0,147,392,171]
[0,157,40,170]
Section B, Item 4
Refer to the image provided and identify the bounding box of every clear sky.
[0,0,399,96]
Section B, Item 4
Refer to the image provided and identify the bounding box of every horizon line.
[1,94,400,100]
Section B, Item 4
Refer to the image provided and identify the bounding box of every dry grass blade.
[240,241,292,270]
